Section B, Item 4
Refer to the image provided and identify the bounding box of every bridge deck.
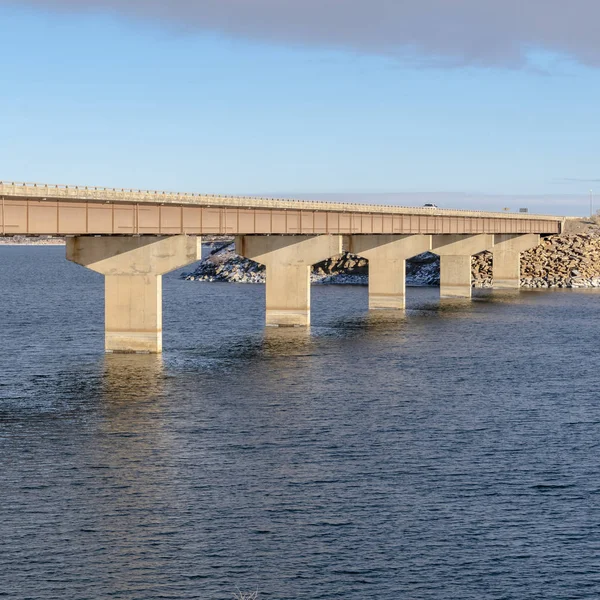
[0,182,563,236]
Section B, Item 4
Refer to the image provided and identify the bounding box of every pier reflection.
[101,353,165,405]
[260,325,314,358]
[93,353,184,595]
[317,307,408,339]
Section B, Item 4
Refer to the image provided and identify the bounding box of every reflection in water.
[317,306,408,338]
[260,325,313,358]
[102,353,165,405]
[95,353,183,598]
[99,353,171,470]
[412,290,515,315]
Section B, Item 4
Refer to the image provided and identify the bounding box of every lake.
[1,245,599,599]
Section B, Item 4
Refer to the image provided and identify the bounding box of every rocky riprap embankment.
[472,233,600,288]
[181,241,440,286]
[0,235,65,245]
[181,233,600,288]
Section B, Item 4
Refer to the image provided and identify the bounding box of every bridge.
[1,181,564,353]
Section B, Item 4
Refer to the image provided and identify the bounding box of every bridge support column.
[492,234,540,289]
[433,234,495,298]
[235,235,342,326]
[67,235,201,353]
[349,235,431,309]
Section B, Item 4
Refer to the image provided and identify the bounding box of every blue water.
[1,245,599,599]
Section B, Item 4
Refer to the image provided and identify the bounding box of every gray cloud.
[4,0,600,68]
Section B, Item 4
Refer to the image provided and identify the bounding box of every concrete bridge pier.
[349,234,431,309]
[492,234,540,289]
[235,235,342,326]
[433,234,495,298]
[67,235,201,353]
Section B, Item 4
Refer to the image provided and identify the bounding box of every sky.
[1,1,599,215]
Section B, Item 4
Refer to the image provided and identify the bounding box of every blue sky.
[1,3,599,215]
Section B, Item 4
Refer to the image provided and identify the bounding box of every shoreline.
[0,236,65,246]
